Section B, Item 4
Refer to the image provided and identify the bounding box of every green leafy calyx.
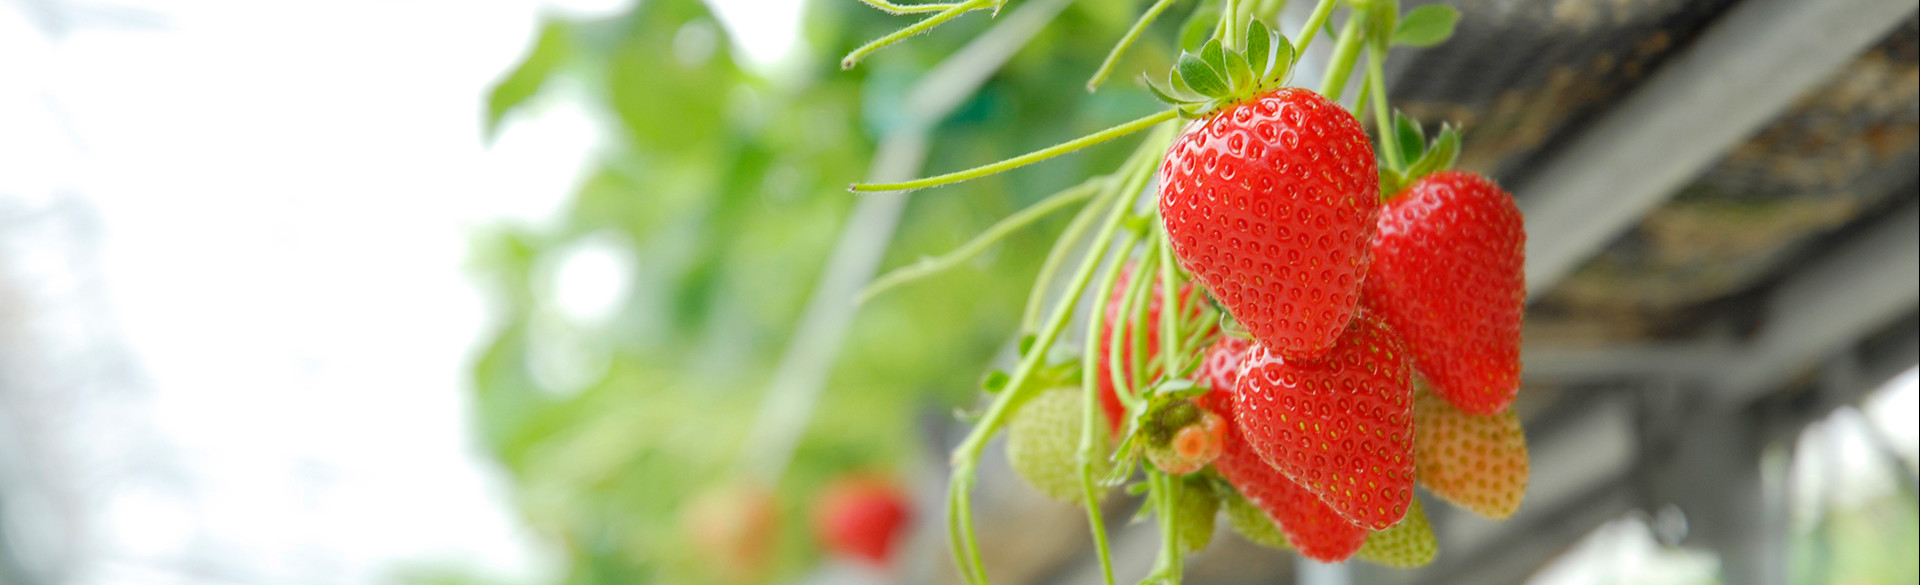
[1147,20,1295,119]
[1379,110,1461,198]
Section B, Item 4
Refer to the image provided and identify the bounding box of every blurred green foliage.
[464,0,1187,582]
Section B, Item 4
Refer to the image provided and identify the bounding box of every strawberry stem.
[841,0,994,70]
[1155,236,1182,380]
[1081,223,1143,585]
[1291,0,1336,57]
[1219,0,1239,50]
[1022,176,1112,332]
[860,178,1100,303]
[854,0,971,14]
[1088,0,1185,92]
[1112,247,1158,414]
[852,109,1179,192]
[1365,46,1404,172]
[1318,9,1366,100]
[946,127,1169,584]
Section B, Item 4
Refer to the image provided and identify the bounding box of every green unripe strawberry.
[1223,490,1291,550]
[1171,478,1220,552]
[1007,387,1109,502]
[1355,496,1437,568]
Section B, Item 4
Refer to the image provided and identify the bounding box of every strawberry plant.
[846,0,1533,580]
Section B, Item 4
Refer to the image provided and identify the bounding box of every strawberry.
[1007,386,1110,502]
[1208,393,1367,562]
[1355,496,1437,568]
[1158,86,1380,362]
[1200,335,1253,394]
[1364,170,1524,415]
[1222,489,1291,550]
[685,482,779,583]
[1096,264,1200,433]
[1413,384,1528,519]
[815,476,913,566]
[1232,311,1415,530]
[1144,402,1226,475]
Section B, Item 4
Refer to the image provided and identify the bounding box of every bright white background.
[0,0,798,583]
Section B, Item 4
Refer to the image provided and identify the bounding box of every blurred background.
[0,0,1913,584]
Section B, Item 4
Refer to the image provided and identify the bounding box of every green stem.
[841,0,993,70]
[1254,0,1288,23]
[1290,0,1337,57]
[855,0,969,14]
[1117,246,1159,413]
[1155,237,1180,381]
[853,109,1180,192]
[1022,177,1111,332]
[1081,227,1142,585]
[1219,0,1240,49]
[1365,46,1403,172]
[860,179,1099,303]
[946,125,1169,583]
[1088,0,1183,91]
[1318,10,1366,101]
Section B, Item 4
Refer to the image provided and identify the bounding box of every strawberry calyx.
[1144,400,1226,474]
[1146,20,1296,119]
[1378,111,1461,200]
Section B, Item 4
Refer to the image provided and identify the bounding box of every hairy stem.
[1080,227,1143,585]
[946,125,1170,583]
[860,179,1099,303]
[1088,0,1184,91]
[1291,0,1337,57]
[842,0,993,70]
[855,0,969,14]
[1022,176,1112,332]
[1318,9,1366,101]
[1365,46,1403,171]
[853,109,1179,192]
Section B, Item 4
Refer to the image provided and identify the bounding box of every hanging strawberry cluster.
[849,0,1529,581]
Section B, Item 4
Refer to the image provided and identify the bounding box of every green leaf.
[1245,19,1272,76]
[1394,113,1424,166]
[1265,35,1294,84]
[1223,50,1254,94]
[485,20,573,141]
[1198,40,1229,83]
[1176,52,1229,96]
[1178,0,1222,51]
[1393,4,1459,47]
[1146,76,1198,105]
[1403,125,1461,182]
[982,370,1010,392]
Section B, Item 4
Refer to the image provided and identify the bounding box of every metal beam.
[1716,199,1920,404]
[1516,0,1919,298]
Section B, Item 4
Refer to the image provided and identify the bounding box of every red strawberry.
[1210,396,1367,561]
[1159,87,1380,362]
[1193,334,1252,417]
[1096,265,1200,433]
[1364,170,1524,415]
[1232,311,1415,530]
[1413,384,1528,519]
[815,476,913,566]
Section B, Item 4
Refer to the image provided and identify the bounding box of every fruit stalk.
[947,126,1170,584]
[852,109,1179,192]
[842,0,994,69]
[1079,228,1143,585]
[1319,10,1367,100]
[1365,47,1404,171]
